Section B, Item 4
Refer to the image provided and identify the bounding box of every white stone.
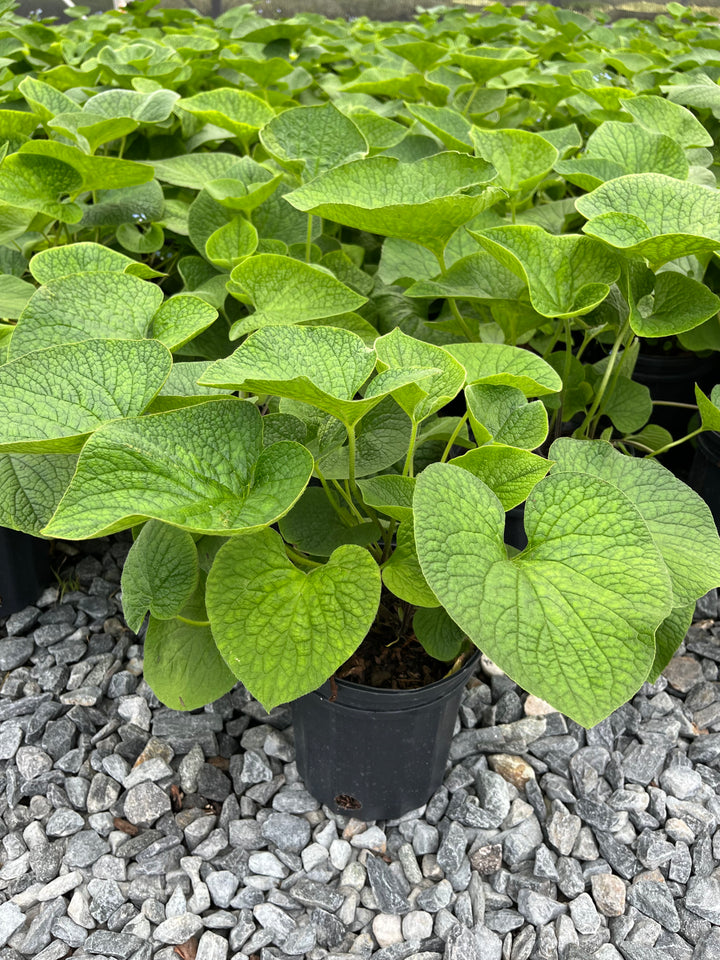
[0,902,24,947]
[402,910,433,941]
[196,930,228,960]
[372,913,403,948]
[350,826,387,852]
[330,839,353,870]
[37,871,83,901]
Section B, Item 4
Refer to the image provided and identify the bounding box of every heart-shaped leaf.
[49,112,139,154]
[30,242,158,283]
[405,252,525,303]
[205,217,258,271]
[413,606,466,662]
[696,384,720,431]
[383,522,439,607]
[446,343,562,396]
[576,174,720,267]
[0,275,35,319]
[150,152,243,190]
[286,153,500,256]
[150,296,218,352]
[465,384,549,450]
[84,87,180,123]
[278,486,380,556]
[178,88,275,145]
[414,462,673,726]
[450,46,535,82]
[0,153,83,223]
[18,76,78,122]
[450,444,551,509]
[121,519,199,632]
[588,364,652,433]
[10,272,163,360]
[583,120,689,179]
[623,95,713,148]
[405,104,473,153]
[145,576,236,711]
[631,272,720,338]
[0,338,172,453]
[228,254,367,337]
[550,438,720,605]
[470,128,558,196]
[0,453,77,536]
[19,141,154,192]
[471,226,620,318]
[42,399,313,539]
[374,329,465,423]
[206,528,381,710]
[260,102,367,179]
[357,475,416,523]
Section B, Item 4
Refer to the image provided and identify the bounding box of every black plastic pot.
[504,504,528,551]
[0,528,51,618]
[689,431,720,532]
[292,650,481,821]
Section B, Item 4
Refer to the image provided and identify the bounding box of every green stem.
[553,317,573,440]
[578,315,631,439]
[380,518,398,565]
[316,467,355,524]
[440,412,468,463]
[347,424,358,494]
[647,427,703,460]
[463,83,480,116]
[403,420,419,478]
[541,322,564,360]
[176,615,211,627]
[652,400,699,410]
[436,250,476,341]
[285,546,323,568]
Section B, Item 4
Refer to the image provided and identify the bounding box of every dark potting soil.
[335,613,449,690]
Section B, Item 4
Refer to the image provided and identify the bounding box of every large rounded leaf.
[0,339,172,453]
[446,343,562,397]
[178,88,274,145]
[260,102,368,179]
[206,528,381,710]
[42,399,313,539]
[0,453,77,536]
[414,463,673,727]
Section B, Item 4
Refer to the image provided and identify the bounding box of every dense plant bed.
[0,0,719,730]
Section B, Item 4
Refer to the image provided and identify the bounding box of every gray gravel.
[0,540,719,960]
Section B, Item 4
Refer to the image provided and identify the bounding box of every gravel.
[0,536,719,959]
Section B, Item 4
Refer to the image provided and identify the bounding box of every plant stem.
[463,83,480,115]
[647,427,703,459]
[436,250,477,341]
[652,400,699,410]
[553,317,573,440]
[402,420,419,477]
[176,615,211,627]
[316,466,356,523]
[286,547,323,568]
[381,518,398,564]
[440,412,468,463]
[578,315,631,438]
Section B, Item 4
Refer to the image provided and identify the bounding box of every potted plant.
[1,240,720,820]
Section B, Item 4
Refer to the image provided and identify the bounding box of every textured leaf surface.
[19,140,154,192]
[150,296,218,352]
[10,272,163,359]
[414,462,673,726]
[0,454,76,536]
[465,384,548,450]
[178,88,274,142]
[630,272,720,337]
[584,120,689,179]
[150,152,242,189]
[30,242,152,283]
[145,576,236,711]
[697,384,720,431]
[121,520,199,632]
[0,339,171,453]
[576,174,720,266]
[413,606,466,662]
[471,226,619,318]
[550,438,720,604]
[206,529,381,710]
[0,153,83,223]
[0,275,34,319]
[624,95,713,148]
[382,522,439,607]
[260,102,367,178]
[451,444,551,509]
[228,255,367,337]
[43,399,313,538]
[205,217,258,271]
[286,153,499,254]
[357,475,415,523]
[649,602,695,684]
[278,487,379,556]
[470,128,558,195]
[405,252,525,302]
[446,343,562,396]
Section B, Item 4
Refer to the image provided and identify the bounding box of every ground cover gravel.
[0,535,719,960]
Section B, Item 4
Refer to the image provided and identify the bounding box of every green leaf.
[18,75,77,122]
[42,399,313,539]
[10,272,163,359]
[205,173,281,214]
[228,254,367,337]
[576,174,720,267]
[178,88,275,145]
[383,522,439,608]
[446,343,562,397]
[121,519,199,632]
[357,475,415,523]
[285,153,500,256]
[80,181,165,232]
[19,140,154,192]
[0,338,172,453]
[206,528,381,710]
[150,152,244,190]
[374,328,465,423]
[205,217,258,271]
[550,438,720,604]
[0,152,83,223]
[116,222,164,255]
[471,226,619,319]
[583,120,689,179]
[413,606,466,662]
[49,111,138,154]
[317,396,413,480]
[631,272,720,338]
[30,242,155,283]
[0,453,76,536]
[553,157,626,193]
[201,326,419,428]
[150,296,218,352]
[450,444,551,510]
[648,602,695,684]
[465,384,549,449]
[188,189,236,262]
[406,103,473,152]
[278,486,380,556]
[696,384,720,432]
[451,46,535,83]
[623,95,713,148]
[145,576,236,711]
[84,87,180,123]
[0,274,34,319]
[589,366,652,433]
[405,252,526,303]
[158,362,232,399]
[260,102,367,179]
[414,462,673,727]
[470,128,558,196]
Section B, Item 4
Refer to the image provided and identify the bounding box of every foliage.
[0,0,719,725]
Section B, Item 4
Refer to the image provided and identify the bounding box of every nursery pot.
[292,650,481,821]
[689,431,720,532]
[0,527,51,618]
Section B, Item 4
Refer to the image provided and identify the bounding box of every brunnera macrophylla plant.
[1,244,720,729]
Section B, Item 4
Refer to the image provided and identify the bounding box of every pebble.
[154,913,204,944]
[591,874,626,916]
[372,913,403,948]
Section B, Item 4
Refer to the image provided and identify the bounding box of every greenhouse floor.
[0,536,718,960]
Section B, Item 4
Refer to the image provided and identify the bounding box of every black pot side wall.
[0,528,51,619]
[292,651,481,822]
[690,431,720,534]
